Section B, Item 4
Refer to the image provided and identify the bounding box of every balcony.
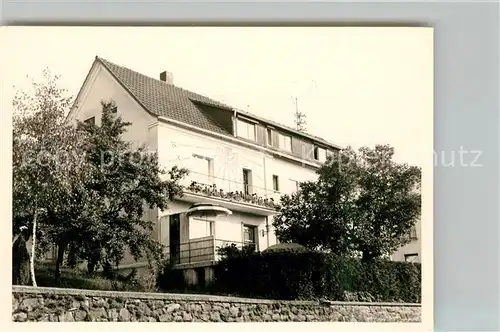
[164,236,254,268]
[179,171,281,215]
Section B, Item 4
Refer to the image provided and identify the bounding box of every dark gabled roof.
[96,56,342,149]
[97,57,233,135]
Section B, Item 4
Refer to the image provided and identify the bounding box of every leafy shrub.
[262,243,310,254]
[216,243,256,260]
[157,260,185,291]
[213,251,421,303]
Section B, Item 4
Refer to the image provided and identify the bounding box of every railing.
[181,171,281,209]
[164,236,215,265]
[164,237,257,265]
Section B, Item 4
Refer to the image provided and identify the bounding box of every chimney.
[159,71,174,84]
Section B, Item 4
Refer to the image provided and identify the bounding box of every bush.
[157,260,185,291]
[213,251,421,303]
[216,243,256,260]
[262,243,310,254]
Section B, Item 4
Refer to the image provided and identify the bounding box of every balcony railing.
[181,171,281,209]
[164,237,256,265]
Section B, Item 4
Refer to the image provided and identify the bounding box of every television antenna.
[292,96,307,132]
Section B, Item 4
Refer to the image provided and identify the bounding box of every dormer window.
[267,128,273,146]
[313,145,326,162]
[237,119,256,141]
[278,133,292,152]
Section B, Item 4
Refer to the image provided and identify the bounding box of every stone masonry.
[12,286,421,322]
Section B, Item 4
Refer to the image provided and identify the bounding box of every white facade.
[155,120,320,257]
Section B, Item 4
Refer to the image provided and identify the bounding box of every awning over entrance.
[185,203,232,218]
[180,192,276,216]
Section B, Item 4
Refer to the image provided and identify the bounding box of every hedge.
[212,251,421,303]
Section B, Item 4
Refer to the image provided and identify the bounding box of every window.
[278,133,292,152]
[313,146,327,162]
[272,175,280,192]
[404,253,418,263]
[409,226,418,240]
[84,116,95,125]
[237,119,256,141]
[290,179,300,192]
[189,217,214,239]
[318,148,326,162]
[267,128,273,146]
[243,224,257,245]
[191,154,214,183]
[242,169,253,195]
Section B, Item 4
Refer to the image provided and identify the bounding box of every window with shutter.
[237,119,256,141]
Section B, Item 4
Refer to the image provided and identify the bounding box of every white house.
[66,56,344,284]
[66,57,419,284]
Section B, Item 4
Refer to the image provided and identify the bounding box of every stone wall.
[12,286,421,323]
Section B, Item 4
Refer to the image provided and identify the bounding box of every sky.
[4,27,433,167]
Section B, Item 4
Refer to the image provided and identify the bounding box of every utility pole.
[293,97,307,132]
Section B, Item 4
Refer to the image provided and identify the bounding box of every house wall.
[158,121,319,194]
[69,61,158,149]
[391,219,421,263]
[263,152,319,247]
[158,201,268,251]
[68,61,160,267]
[157,122,321,250]
[214,211,267,251]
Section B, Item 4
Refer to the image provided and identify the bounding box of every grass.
[34,262,142,292]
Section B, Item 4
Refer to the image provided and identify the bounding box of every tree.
[13,71,188,281]
[12,69,87,285]
[273,180,352,255]
[70,101,188,276]
[273,145,421,261]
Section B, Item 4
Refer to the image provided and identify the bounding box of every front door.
[243,224,257,251]
[169,214,181,263]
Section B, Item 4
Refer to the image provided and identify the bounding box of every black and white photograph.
[6,27,433,327]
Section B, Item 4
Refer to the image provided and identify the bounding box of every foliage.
[12,69,89,284]
[216,243,256,260]
[157,260,185,291]
[262,243,310,253]
[273,180,353,255]
[13,71,84,228]
[273,145,421,260]
[72,101,188,274]
[213,251,421,303]
[35,263,151,292]
[12,71,188,280]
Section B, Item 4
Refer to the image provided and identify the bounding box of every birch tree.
[12,69,87,285]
